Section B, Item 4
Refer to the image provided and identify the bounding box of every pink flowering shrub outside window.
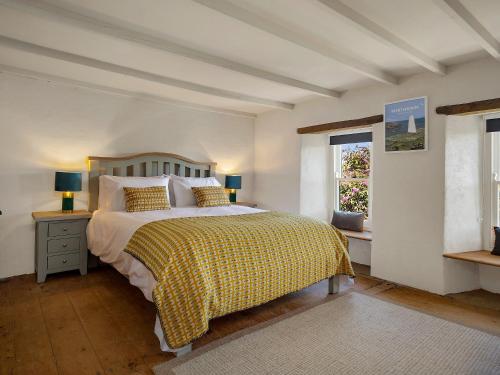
[338,143,370,218]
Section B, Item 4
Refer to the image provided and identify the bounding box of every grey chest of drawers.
[32,210,93,283]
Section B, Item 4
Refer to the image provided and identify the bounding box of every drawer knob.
[62,243,68,248]
[63,228,68,232]
[62,259,68,264]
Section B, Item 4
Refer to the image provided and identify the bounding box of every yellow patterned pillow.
[192,186,231,207]
[123,186,171,212]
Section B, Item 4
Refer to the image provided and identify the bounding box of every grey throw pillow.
[492,227,500,256]
[331,210,364,232]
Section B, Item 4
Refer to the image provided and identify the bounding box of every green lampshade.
[55,171,82,192]
[225,175,241,190]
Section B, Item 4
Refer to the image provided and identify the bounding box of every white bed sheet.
[87,205,264,352]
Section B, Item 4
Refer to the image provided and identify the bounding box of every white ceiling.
[0,0,498,117]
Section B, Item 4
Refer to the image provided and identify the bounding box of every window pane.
[341,142,370,178]
[339,180,369,218]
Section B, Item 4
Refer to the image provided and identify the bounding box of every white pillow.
[171,175,221,207]
[98,175,170,211]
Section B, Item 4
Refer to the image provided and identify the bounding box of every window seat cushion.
[331,211,364,232]
[492,227,500,256]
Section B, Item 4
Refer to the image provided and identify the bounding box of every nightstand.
[234,202,258,208]
[32,210,92,283]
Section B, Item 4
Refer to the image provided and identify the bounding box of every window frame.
[482,114,500,248]
[493,133,500,228]
[331,137,373,230]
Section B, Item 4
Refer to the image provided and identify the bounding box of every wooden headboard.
[88,152,217,211]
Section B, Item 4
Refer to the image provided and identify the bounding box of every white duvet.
[86,205,264,351]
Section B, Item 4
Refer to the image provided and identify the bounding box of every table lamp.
[55,171,82,213]
[225,175,241,203]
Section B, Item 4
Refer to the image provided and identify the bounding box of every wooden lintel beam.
[435,98,500,116]
[297,114,383,134]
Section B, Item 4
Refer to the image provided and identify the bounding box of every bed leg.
[175,343,192,357]
[328,275,340,294]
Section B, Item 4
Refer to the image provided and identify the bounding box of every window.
[331,133,372,227]
[483,116,500,247]
[493,131,500,228]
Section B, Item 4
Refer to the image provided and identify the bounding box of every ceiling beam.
[317,0,446,75]
[193,0,398,85]
[0,64,257,118]
[0,0,339,98]
[0,35,294,110]
[434,0,500,59]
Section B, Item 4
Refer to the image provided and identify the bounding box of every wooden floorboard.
[0,267,498,374]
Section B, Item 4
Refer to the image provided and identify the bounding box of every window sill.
[443,250,500,267]
[338,228,372,241]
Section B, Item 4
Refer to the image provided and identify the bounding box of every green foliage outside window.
[339,144,370,218]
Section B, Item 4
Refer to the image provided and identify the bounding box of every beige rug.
[154,293,500,375]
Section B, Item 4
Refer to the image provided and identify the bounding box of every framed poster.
[384,96,427,152]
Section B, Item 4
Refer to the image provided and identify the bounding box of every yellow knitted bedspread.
[125,211,354,349]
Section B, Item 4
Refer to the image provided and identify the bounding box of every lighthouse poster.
[384,97,427,152]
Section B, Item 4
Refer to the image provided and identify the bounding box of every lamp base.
[229,190,237,203]
[62,192,74,213]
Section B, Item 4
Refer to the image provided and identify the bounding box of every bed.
[86,152,354,356]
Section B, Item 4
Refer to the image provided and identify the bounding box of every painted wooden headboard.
[88,152,217,211]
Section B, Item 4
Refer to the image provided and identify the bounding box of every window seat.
[443,250,500,267]
[338,229,372,241]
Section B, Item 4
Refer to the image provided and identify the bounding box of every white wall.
[479,265,500,293]
[346,239,371,266]
[0,72,255,279]
[444,116,483,253]
[254,109,300,213]
[443,116,481,293]
[254,57,500,295]
[299,134,330,221]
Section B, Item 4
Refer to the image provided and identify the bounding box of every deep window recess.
[331,132,372,227]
